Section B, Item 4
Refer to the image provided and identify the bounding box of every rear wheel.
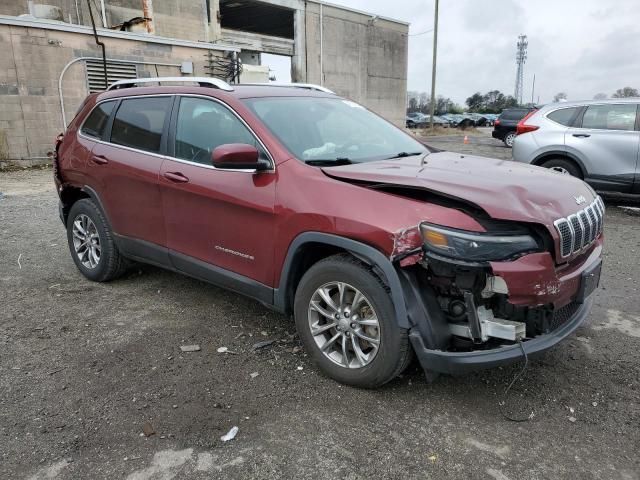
[294,254,411,388]
[503,132,517,147]
[66,199,127,282]
[541,157,583,179]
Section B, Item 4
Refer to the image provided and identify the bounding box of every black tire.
[293,254,412,388]
[66,199,127,282]
[541,157,583,179]
[503,132,517,147]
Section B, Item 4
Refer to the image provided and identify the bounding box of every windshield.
[243,97,427,164]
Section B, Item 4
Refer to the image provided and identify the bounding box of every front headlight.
[420,223,539,262]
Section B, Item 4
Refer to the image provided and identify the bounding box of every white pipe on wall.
[99,0,107,27]
[58,57,181,127]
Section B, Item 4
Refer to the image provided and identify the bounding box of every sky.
[264,0,640,106]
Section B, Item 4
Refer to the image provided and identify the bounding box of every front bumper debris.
[409,297,593,374]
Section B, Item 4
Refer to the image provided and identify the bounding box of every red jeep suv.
[54,78,603,388]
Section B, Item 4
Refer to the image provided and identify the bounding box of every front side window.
[174,97,264,165]
[581,104,637,131]
[110,97,171,153]
[243,97,427,164]
[81,101,115,139]
[547,107,579,126]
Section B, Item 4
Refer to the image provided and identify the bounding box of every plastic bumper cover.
[410,297,593,375]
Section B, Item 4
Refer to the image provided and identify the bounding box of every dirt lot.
[1,136,639,479]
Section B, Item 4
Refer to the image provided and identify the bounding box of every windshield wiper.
[305,158,354,166]
[385,151,426,160]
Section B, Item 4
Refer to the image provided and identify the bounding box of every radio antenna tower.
[514,34,528,105]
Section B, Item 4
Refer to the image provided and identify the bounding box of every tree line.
[407,92,464,115]
[554,87,639,102]
[408,90,521,114]
[408,86,639,116]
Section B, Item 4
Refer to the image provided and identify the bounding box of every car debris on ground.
[220,426,239,442]
[180,345,201,353]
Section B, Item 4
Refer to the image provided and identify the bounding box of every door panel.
[160,96,277,286]
[91,142,166,245]
[160,160,276,286]
[565,103,639,191]
[89,96,172,247]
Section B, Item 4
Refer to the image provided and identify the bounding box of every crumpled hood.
[322,152,596,228]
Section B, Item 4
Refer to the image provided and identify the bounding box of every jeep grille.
[554,197,604,258]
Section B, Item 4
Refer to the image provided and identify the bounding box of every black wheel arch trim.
[275,232,412,328]
[59,184,113,231]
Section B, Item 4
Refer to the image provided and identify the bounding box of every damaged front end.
[391,219,602,375]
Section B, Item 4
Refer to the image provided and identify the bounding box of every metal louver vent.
[86,60,138,93]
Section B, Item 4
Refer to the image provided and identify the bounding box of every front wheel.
[541,158,583,179]
[503,132,517,147]
[294,254,411,388]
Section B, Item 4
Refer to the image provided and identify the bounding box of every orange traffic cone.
[463,135,469,144]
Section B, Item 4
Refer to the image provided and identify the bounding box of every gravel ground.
[1,137,639,479]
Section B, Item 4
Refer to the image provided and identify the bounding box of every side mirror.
[211,143,263,170]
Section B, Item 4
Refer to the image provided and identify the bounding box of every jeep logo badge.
[574,195,587,205]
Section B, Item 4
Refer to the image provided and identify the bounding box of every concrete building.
[0,0,408,168]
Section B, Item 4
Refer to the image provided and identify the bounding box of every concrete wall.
[0,0,409,167]
[304,2,408,127]
[0,0,220,43]
[0,21,225,168]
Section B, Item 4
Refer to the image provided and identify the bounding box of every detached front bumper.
[410,297,593,374]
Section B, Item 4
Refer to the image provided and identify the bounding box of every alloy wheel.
[72,214,101,269]
[505,133,516,147]
[307,281,380,369]
[550,166,570,175]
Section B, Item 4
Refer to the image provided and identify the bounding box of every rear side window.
[111,97,172,153]
[81,101,115,139]
[547,107,579,126]
[581,104,637,131]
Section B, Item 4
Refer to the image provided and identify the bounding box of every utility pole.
[531,73,535,105]
[429,0,439,129]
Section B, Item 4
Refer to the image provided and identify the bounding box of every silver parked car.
[512,99,640,193]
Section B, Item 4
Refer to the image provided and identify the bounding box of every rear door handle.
[572,134,591,138]
[91,154,108,165]
[163,171,189,183]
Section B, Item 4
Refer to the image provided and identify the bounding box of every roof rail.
[106,76,234,92]
[241,82,335,94]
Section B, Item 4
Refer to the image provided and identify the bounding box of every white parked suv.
[512,99,640,194]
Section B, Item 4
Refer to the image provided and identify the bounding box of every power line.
[409,28,434,36]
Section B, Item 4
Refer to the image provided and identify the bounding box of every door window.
[110,97,172,153]
[581,104,637,131]
[174,97,264,165]
[81,101,116,139]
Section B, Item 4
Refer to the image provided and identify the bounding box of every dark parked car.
[54,77,603,388]
[493,108,535,147]
[406,112,426,128]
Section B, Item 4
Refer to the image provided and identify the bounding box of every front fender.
[275,232,411,328]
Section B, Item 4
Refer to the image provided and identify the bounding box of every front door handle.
[91,154,108,165]
[163,171,189,183]
[572,134,591,138]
